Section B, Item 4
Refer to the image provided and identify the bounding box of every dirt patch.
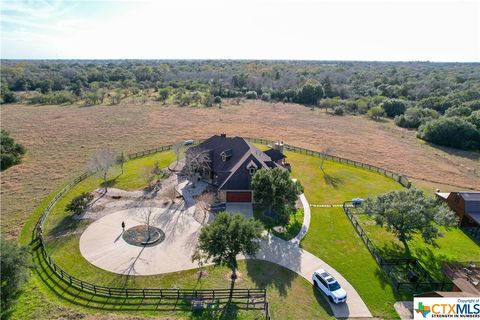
[1,100,479,238]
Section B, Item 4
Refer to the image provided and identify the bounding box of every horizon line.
[1,58,480,64]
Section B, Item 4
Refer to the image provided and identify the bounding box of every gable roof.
[264,148,286,161]
[188,135,277,191]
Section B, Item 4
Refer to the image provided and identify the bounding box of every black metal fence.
[244,137,412,188]
[342,202,452,293]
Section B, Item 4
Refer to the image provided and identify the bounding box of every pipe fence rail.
[34,137,412,318]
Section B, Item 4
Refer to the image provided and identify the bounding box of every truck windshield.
[329,281,341,291]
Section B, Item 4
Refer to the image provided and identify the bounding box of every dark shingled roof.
[264,148,286,161]
[459,192,480,223]
[188,135,282,191]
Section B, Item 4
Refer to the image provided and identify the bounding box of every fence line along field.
[1,100,479,238]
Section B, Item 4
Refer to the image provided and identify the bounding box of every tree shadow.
[376,242,409,259]
[245,237,301,297]
[459,227,480,245]
[423,141,480,162]
[322,172,343,189]
[245,259,295,298]
[412,246,453,281]
[31,243,194,313]
[310,286,335,317]
[100,174,121,190]
[188,302,240,320]
[374,266,393,290]
[79,103,95,108]
[44,215,89,239]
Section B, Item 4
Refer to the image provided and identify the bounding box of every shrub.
[394,107,439,128]
[214,96,222,104]
[296,79,324,105]
[66,192,94,215]
[344,100,357,113]
[462,100,480,111]
[0,130,26,171]
[261,92,271,102]
[417,117,480,150]
[367,106,385,120]
[203,95,214,107]
[1,91,17,104]
[382,99,407,117]
[467,110,480,131]
[417,96,453,114]
[1,81,17,104]
[445,105,472,117]
[245,91,258,99]
[1,237,32,312]
[27,92,48,105]
[333,106,344,115]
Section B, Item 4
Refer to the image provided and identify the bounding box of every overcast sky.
[1,0,479,61]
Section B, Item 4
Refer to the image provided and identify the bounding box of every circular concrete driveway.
[79,202,203,276]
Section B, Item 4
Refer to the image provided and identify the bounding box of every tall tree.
[0,130,26,171]
[296,79,324,105]
[417,116,480,150]
[1,237,32,313]
[320,147,333,172]
[89,148,117,192]
[117,152,126,174]
[197,212,264,279]
[364,189,457,253]
[172,142,184,164]
[140,204,154,240]
[251,168,303,226]
[382,99,407,117]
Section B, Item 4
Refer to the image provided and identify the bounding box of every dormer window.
[220,149,233,162]
[246,160,258,176]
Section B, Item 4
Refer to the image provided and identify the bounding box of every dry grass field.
[1,99,479,238]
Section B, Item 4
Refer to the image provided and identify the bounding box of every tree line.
[1,60,479,150]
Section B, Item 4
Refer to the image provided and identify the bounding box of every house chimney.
[274,141,284,153]
[221,132,226,138]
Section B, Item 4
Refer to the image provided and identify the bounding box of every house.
[435,191,480,228]
[186,134,287,203]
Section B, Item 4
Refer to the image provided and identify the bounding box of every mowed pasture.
[1,100,479,238]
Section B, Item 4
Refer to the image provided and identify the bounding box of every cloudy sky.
[1,0,479,61]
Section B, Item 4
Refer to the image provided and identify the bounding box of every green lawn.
[16,150,332,320]
[254,208,304,241]
[112,151,177,190]
[285,151,407,319]
[19,146,477,320]
[356,213,479,280]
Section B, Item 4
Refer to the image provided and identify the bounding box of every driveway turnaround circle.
[79,202,203,276]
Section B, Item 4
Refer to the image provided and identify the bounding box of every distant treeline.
[1,60,479,150]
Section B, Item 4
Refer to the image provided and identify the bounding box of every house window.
[249,167,256,175]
